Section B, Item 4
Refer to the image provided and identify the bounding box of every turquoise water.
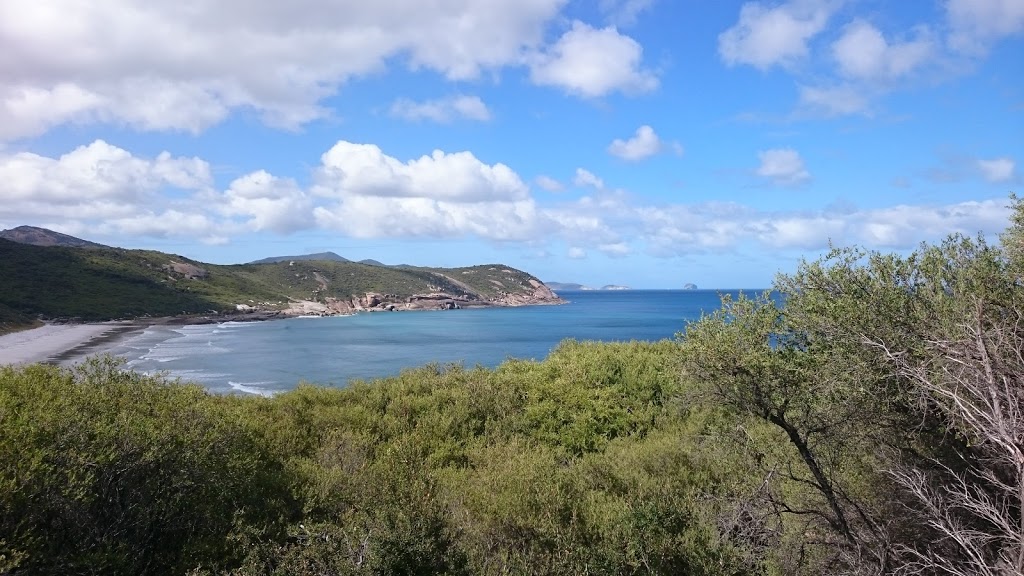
[107,289,762,395]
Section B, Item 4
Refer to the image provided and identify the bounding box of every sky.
[0,0,1021,289]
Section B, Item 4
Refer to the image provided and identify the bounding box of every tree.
[680,293,898,574]
[681,196,1023,575]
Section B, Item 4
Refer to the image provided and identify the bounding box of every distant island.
[0,226,563,331]
[683,283,698,290]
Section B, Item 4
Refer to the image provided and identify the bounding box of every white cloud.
[599,0,655,26]
[0,140,211,206]
[718,0,835,70]
[311,141,545,241]
[529,21,658,97]
[797,84,871,116]
[389,95,492,123]
[573,168,605,189]
[619,198,1010,255]
[313,195,543,241]
[755,148,810,185]
[222,171,313,233]
[977,157,1016,182]
[2,140,1013,261]
[96,210,224,243]
[0,139,242,240]
[607,125,667,161]
[314,141,529,203]
[947,0,1024,53]
[832,20,933,81]
[535,175,565,192]
[0,0,566,140]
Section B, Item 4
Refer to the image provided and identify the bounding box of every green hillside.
[0,239,556,326]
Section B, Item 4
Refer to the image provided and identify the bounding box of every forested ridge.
[1,198,1022,575]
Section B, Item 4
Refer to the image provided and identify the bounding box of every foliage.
[2,197,1021,574]
[678,197,1024,575]
[0,239,551,323]
[0,358,296,575]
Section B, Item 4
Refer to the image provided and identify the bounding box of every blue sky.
[1,0,1021,288]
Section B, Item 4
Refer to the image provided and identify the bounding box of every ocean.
[105,289,763,396]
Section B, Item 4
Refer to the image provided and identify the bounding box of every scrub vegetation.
[0,238,550,328]
[1,198,1021,575]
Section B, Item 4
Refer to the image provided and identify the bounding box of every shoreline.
[0,323,136,367]
[0,298,567,369]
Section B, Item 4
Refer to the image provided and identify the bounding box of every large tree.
[681,197,1023,575]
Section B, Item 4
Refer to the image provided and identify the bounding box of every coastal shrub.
[5,193,1021,576]
[0,358,295,575]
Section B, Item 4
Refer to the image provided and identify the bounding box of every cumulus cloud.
[389,95,492,123]
[2,139,1013,262]
[755,148,810,185]
[977,157,1016,182]
[0,140,211,207]
[832,20,933,81]
[314,141,529,203]
[718,0,835,70]
[0,140,247,241]
[607,125,667,161]
[311,141,546,241]
[529,21,658,97]
[222,171,314,233]
[0,0,565,140]
[573,168,605,189]
[947,0,1024,53]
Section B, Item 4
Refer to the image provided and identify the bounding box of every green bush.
[0,358,295,575]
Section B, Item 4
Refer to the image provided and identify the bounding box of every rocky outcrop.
[489,279,562,307]
[164,261,208,280]
[273,278,563,318]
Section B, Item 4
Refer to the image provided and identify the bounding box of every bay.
[105,289,762,396]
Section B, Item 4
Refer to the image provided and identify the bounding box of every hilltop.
[0,225,108,248]
[248,252,350,264]
[0,227,562,329]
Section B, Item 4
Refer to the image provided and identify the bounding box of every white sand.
[0,324,121,366]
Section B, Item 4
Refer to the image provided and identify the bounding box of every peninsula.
[0,226,563,333]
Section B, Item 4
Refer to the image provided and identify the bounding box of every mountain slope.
[0,225,107,248]
[248,252,349,264]
[0,235,561,323]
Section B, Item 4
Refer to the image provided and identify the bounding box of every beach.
[0,323,141,366]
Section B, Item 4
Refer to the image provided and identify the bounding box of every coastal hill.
[0,227,562,327]
[0,225,108,249]
[248,252,350,264]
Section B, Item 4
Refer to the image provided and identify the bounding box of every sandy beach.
[0,323,142,366]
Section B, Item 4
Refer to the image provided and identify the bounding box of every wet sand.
[0,312,283,367]
[0,323,142,366]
